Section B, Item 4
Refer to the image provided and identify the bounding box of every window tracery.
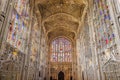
[51,37,72,62]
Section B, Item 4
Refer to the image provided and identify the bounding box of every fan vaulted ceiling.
[35,0,87,41]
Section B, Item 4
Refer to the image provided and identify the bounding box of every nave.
[0,0,120,80]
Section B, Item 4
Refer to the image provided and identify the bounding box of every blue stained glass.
[108,14,111,20]
[112,33,115,38]
[16,14,19,19]
[100,10,102,15]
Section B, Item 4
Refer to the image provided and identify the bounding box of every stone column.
[108,0,120,56]
[0,0,13,51]
[22,1,34,80]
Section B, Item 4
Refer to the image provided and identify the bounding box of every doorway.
[58,71,64,80]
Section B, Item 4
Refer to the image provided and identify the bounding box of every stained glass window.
[93,0,115,50]
[51,37,72,62]
[14,0,29,17]
[7,0,29,52]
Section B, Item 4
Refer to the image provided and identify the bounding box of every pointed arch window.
[51,37,72,62]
